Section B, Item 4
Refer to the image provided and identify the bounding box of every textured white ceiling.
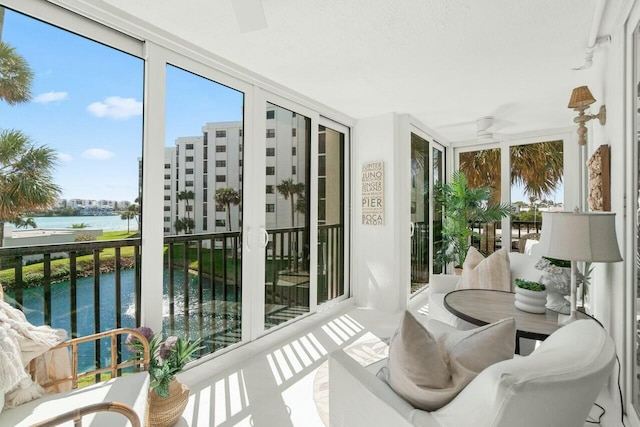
[101,0,621,142]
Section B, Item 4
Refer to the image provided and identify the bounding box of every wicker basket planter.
[149,379,190,427]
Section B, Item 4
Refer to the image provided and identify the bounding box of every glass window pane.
[410,133,429,293]
[264,102,310,329]
[164,64,244,356]
[0,8,143,354]
[318,125,345,304]
[432,146,445,274]
[459,148,502,255]
[510,141,563,252]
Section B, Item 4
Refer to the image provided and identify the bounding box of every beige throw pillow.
[384,311,515,411]
[456,246,511,291]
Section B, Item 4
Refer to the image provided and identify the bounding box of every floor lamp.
[536,210,622,325]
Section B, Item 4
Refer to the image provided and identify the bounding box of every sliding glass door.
[263,102,312,329]
[410,131,445,294]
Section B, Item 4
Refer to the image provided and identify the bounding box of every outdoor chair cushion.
[380,311,515,411]
[1,371,149,427]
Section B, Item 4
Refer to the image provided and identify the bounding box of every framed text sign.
[361,161,384,225]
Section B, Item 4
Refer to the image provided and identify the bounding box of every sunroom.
[0,0,639,426]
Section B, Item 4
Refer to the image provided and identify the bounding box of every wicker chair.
[1,286,151,427]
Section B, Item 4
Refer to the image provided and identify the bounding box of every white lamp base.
[558,311,578,326]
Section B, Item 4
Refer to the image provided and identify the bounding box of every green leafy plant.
[126,327,203,398]
[543,256,571,268]
[434,170,512,269]
[515,278,546,292]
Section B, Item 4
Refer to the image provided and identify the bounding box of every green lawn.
[1,231,292,290]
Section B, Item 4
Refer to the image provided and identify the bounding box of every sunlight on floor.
[320,313,365,345]
[179,307,400,426]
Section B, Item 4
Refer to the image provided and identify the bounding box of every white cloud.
[34,91,68,103]
[82,148,115,160]
[57,153,73,162]
[87,96,142,120]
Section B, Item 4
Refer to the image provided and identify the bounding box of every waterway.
[6,215,138,232]
[6,268,238,371]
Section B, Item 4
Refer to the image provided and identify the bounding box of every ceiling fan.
[476,116,496,141]
[231,0,267,33]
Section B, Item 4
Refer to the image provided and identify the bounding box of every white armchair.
[329,319,615,427]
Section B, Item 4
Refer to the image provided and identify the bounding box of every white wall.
[589,18,633,421]
[353,113,405,312]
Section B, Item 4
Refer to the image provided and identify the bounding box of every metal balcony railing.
[1,224,344,358]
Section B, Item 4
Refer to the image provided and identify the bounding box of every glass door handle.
[260,227,269,248]
[246,227,252,252]
[410,222,415,237]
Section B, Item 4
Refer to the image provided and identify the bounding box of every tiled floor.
[176,299,401,427]
[174,293,627,427]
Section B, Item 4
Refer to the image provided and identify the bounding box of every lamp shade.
[568,86,596,109]
[537,211,622,263]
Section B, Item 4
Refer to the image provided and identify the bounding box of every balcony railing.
[1,224,344,358]
[409,220,543,279]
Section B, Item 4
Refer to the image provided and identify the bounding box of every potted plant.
[434,170,512,271]
[514,278,547,314]
[126,327,203,427]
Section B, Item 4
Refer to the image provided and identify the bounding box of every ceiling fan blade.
[231,0,267,33]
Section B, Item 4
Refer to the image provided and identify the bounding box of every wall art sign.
[587,144,610,212]
[361,161,384,225]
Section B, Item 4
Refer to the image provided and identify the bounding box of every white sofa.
[427,251,541,330]
[329,319,615,427]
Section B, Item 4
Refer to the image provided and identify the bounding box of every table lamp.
[536,210,622,324]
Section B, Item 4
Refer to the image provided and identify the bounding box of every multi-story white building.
[163,112,308,236]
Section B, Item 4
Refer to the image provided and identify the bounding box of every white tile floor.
[173,293,627,427]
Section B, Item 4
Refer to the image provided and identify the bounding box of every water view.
[6,268,239,370]
[5,215,138,232]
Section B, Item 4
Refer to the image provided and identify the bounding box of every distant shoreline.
[6,215,139,233]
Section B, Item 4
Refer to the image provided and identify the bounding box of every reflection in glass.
[264,103,311,329]
[164,65,244,356]
[318,125,345,304]
[432,146,444,274]
[410,133,429,293]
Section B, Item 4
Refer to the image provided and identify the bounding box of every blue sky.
[1,8,558,205]
[1,9,242,202]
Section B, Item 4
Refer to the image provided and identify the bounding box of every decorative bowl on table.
[514,279,547,314]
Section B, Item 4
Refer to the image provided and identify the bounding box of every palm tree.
[459,140,563,202]
[121,205,138,233]
[0,41,34,106]
[0,129,61,247]
[434,170,512,269]
[510,141,563,200]
[276,178,305,227]
[215,187,241,231]
[133,196,142,232]
[174,217,194,235]
[177,190,195,221]
[12,216,36,229]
